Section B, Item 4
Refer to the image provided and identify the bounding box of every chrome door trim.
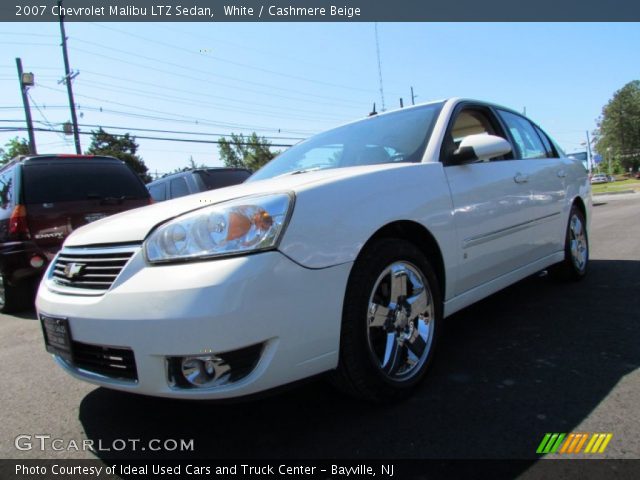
[463,212,561,249]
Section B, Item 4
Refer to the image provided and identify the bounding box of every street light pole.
[585,130,593,173]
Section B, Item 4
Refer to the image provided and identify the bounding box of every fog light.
[167,343,264,389]
[30,255,45,268]
[180,355,231,387]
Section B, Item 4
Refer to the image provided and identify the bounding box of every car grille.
[51,246,137,293]
[72,341,138,381]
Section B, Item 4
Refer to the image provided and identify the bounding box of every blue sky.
[1,22,638,176]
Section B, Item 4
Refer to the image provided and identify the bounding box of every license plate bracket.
[40,314,73,362]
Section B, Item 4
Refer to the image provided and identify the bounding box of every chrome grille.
[51,246,137,293]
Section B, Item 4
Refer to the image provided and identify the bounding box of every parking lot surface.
[1,194,639,462]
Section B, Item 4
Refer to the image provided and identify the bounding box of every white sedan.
[36,98,590,402]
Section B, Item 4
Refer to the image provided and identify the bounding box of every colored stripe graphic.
[574,434,589,453]
[537,433,566,454]
[538,433,612,454]
[598,434,613,453]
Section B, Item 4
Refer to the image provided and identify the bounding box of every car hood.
[64,164,407,247]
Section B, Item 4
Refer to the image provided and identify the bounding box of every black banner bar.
[2,459,640,480]
[2,0,640,22]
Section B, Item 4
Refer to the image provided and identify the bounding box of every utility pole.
[585,130,593,173]
[15,58,36,154]
[410,86,416,105]
[57,0,81,154]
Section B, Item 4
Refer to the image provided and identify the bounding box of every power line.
[76,79,348,123]
[1,42,58,47]
[90,22,383,96]
[156,24,366,79]
[2,126,295,147]
[35,83,323,134]
[0,119,306,141]
[68,42,367,109]
[81,73,357,118]
[0,31,58,38]
[0,104,320,135]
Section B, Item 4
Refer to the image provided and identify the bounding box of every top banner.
[2,0,640,22]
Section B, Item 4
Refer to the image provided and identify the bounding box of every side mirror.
[450,134,512,164]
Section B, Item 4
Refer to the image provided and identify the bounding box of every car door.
[495,109,566,256]
[442,103,541,296]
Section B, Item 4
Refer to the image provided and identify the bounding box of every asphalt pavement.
[1,194,639,465]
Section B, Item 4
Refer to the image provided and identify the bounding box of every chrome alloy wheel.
[569,213,588,272]
[0,275,5,309]
[366,261,435,382]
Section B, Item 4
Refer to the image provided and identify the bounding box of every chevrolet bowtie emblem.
[63,262,85,279]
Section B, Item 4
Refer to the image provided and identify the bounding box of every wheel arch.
[357,220,446,300]
[572,195,587,221]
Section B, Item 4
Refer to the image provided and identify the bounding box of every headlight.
[144,193,293,263]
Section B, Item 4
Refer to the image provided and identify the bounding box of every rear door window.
[497,110,547,159]
[534,125,558,158]
[22,162,149,204]
[169,177,190,199]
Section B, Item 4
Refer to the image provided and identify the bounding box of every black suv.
[146,167,251,202]
[0,154,151,313]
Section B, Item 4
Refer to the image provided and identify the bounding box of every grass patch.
[592,178,640,194]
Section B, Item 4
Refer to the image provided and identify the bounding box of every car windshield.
[249,102,444,182]
[23,162,148,204]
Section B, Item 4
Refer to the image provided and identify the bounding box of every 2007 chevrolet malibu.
[36,98,590,402]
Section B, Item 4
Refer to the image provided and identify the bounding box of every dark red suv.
[0,154,151,312]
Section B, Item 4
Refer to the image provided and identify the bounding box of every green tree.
[86,128,151,182]
[0,137,30,164]
[218,133,279,172]
[594,80,640,173]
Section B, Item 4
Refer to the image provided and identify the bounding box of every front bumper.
[36,249,352,399]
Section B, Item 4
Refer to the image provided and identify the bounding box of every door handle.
[514,173,529,183]
[557,169,567,178]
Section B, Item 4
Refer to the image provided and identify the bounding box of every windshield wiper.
[276,167,325,177]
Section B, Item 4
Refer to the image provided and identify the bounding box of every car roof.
[1,154,125,172]
[146,167,251,186]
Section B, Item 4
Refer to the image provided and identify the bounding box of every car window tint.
[498,110,547,159]
[195,170,251,190]
[148,183,166,202]
[0,168,14,210]
[534,125,558,158]
[169,177,190,199]
[249,102,444,181]
[22,163,148,204]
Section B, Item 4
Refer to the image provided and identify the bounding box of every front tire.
[332,238,442,402]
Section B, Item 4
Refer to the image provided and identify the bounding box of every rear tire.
[551,205,589,281]
[331,238,442,402]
